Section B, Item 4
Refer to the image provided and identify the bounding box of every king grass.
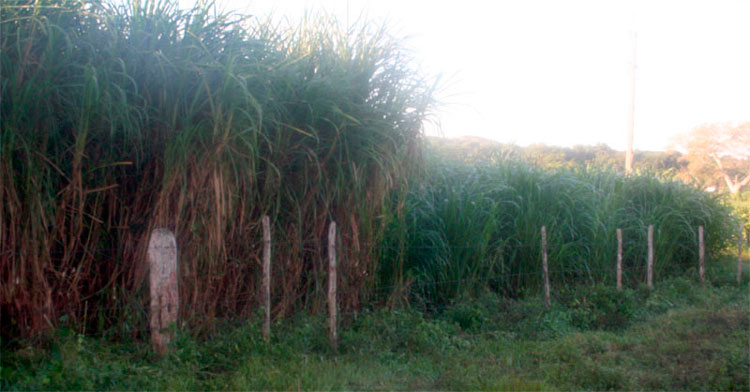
[1,0,435,337]
[0,0,741,353]
[377,151,738,308]
[2,1,747,388]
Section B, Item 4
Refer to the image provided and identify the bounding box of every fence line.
[6,264,654,319]
[8,220,747,354]
[4,263,657,320]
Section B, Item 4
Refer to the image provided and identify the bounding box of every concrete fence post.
[328,221,338,352]
[148,228,178,355]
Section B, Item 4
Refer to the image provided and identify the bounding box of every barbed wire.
[0,263,660,317]
[4,229,737,345]
[5,272,743,351]
[2,240,706,258]
[5,271,741,347]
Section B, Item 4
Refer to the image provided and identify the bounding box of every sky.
[183,0,750,152]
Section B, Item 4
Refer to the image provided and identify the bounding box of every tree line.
[429,122,750,196]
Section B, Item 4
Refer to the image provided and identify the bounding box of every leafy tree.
[673,122,750,194]
[427,137,691,178]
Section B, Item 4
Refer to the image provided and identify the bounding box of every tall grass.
[1,0,435,338]
[378,150,737,307]
[1,0,737,341]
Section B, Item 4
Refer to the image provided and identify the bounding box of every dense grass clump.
[378,151,737,307]
[1,0,435,337]
[1,0,739,345]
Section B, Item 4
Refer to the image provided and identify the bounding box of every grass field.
[3,1,748,390]
[4,257,747,391]
[2,0,740,340]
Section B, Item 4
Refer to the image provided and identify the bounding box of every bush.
[440,299,488,331]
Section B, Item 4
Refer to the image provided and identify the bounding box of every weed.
[561,284,635,330]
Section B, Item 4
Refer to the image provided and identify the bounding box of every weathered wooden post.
[541,226,550,308]
[616,228,623,291]
[738,222,744,285]
[698,226,705,284]
[148,228,178,355]
[262,215,271,341]
[647,224,654,288]
[328,221,338,352]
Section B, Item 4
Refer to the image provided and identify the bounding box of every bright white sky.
[185,0,750,151]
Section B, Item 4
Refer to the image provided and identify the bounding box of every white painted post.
[738,223,744,285]
[616,228,623,291]
[328,221,338,352]
[647,224,654,288]
[541,226,550,308]
[262,215,271,341]
[698,226,705,284]
[148,228,178,355]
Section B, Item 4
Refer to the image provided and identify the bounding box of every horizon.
[426,134,684,153]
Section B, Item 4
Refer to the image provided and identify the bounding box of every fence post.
[647,224,654,288]
[148,228,178,356]
[262,215,271,341]
[328,221,338,352]
[616,228,623,291]
[698,226,705,284]
[541,226,550,308]
[738,222,744,285]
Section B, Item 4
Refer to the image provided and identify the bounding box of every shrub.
[440,300,487,331]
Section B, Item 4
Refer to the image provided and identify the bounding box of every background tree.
[427,137,686,176]
[672,122,750,194]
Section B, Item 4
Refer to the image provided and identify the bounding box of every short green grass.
[4,258,748,391]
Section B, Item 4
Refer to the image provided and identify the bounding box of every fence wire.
[4,223,740,349]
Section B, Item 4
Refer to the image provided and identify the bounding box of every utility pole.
[625,31,637,175]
